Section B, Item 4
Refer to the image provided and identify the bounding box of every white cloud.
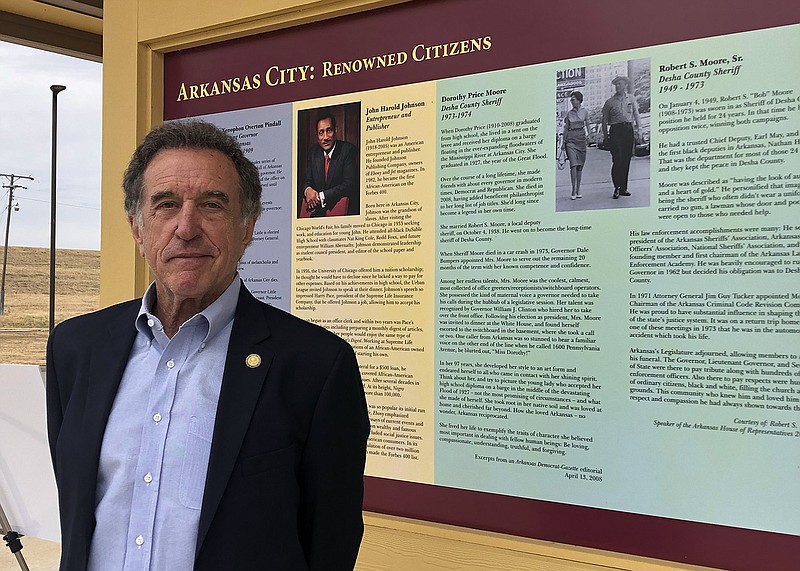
[0,42,102,250]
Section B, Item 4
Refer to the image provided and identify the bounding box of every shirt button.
[153,413,162,423]
[135,535,144,546]
[143,473,153,484]
[166,359,175,369]
[147,318,155,327]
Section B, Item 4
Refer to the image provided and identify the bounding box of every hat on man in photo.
[612,76,629,85]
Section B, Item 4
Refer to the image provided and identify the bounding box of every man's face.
[316,118,336,152]
[130,148,255,309]
[614,80,627,95]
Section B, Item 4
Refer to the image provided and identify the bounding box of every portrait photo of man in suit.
[46,120,370,570]
[298,105,360,218]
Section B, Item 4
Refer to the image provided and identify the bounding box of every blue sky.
[0,41,101,250]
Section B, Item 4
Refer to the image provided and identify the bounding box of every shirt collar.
[325,142,337,158]
[135,275,241,344]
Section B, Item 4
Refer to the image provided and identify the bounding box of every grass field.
[0,246,99,365]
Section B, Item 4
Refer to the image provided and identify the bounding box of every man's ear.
[129,215,146,256]
[243,216,256,248]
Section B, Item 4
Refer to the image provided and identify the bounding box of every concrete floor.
[0,537,59,571]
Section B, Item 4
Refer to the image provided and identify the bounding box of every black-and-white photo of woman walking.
[562,91,589,200]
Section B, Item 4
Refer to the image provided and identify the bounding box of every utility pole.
[0,173,34,315]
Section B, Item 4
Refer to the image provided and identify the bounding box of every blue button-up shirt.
[88,277,240,571]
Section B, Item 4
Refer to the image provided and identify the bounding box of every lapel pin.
[245,353,262,368]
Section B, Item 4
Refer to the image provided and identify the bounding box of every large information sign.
[164,2,799,569]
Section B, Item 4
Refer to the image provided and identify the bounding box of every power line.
[2,187,101,212]
[17,195,100,211]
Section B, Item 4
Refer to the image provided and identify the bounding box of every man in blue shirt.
[47,121,370,570]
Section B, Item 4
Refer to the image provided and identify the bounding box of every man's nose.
[175,205,201,240]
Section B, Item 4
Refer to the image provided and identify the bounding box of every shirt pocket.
[179,413,216,509]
